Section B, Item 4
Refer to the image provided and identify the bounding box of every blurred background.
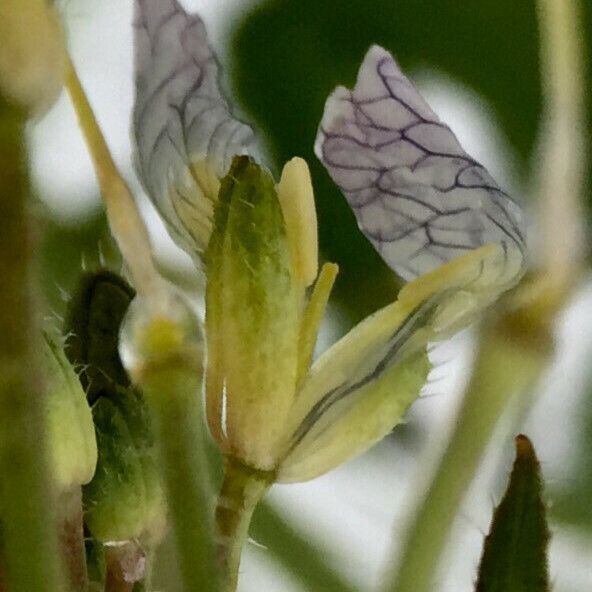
[33,0,592,590]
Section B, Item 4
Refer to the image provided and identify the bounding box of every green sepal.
[475,434,550,592]
[205,155,300,469]
[42,332,98,490]
[64,269,135,405]
[83,387,166,544]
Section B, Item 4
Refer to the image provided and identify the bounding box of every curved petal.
[133,0,255,261]
[315,45,526,282]
[278,349,429,483]
[277,242,518,482]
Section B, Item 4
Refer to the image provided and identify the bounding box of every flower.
[131,0,526,482]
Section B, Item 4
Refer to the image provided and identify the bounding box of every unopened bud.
[0,0,65,115]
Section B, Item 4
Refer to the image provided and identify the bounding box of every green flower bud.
[63,270,167,544]
[83,386,166,544]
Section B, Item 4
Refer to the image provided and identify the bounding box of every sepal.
[43,333,98,490]
[205,156,300,469]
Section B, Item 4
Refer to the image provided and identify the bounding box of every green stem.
[385,314,552,592]
[215,457,273,592]
[141,360,219,592]
[251,501,356,592]
[0,99,64,591]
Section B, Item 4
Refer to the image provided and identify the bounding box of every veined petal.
[133,0,254,261]
[278,350,429,483]
[277,242,517,482]
[315,45,526,282]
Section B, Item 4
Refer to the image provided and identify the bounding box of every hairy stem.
[215,458,273,592]
[0,100,64,591]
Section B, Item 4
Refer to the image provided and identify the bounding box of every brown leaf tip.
[515,433,534,458]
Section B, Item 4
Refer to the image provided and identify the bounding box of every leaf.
[475,434,550,592]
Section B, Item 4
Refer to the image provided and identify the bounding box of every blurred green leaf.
[475,434,549,592]
[552,371,592,530]
[251,501,356,592]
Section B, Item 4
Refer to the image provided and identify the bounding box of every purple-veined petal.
[133,0,254,260]
[278,241,518,482]
[315,45,526,281]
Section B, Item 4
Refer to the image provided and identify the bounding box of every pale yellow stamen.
[296,262,339,386]
[276,157,319,288]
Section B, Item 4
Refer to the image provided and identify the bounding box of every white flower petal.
[133,0,254,260]
[315,45,526,282]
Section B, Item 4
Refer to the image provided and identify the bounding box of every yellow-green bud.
[42,333,97,491]
[0,0,65,115]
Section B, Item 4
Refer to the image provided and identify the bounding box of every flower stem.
[537,0,587,285]
[65,57,162,297]
[0,100,64,591]
[140,360,220,592]
[215,457,273,592]
[385,301,553,592]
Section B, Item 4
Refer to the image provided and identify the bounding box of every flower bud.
[63,270,167,544]
[64,270,136,405]
[83,387,166,545]
[0,0,65,115]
